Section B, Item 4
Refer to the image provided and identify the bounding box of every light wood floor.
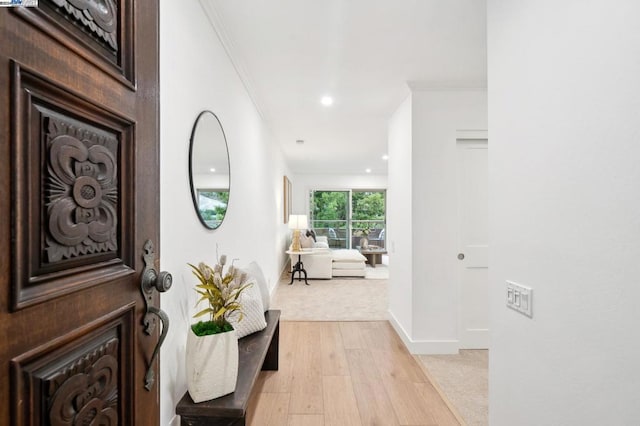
[246,321,461,426]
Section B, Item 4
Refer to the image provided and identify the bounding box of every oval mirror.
[188,111,230,229]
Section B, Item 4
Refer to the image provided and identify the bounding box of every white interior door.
[457,138,489,349]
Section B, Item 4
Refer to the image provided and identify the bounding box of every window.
[351,190,386,249]
[310,190,349,248]
[309,189,386,249]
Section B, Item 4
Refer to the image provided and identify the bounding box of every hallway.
[247,321,462,425]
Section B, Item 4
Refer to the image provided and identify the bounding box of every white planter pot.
[186,327,238,403]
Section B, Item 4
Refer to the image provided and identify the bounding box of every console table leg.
[263,321,279,371]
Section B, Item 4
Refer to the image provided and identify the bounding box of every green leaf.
[188,263,207,282]
[188,259,251,322]
[193,308,213,318]
[213,306,227,320]
[195,294,209,305]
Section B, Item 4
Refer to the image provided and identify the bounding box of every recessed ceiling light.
[382,154,389,160]
[209,168,216,172]
[365,168,372,173]
[320,96,333,106]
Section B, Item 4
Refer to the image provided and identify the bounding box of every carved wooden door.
[0,1,163,424]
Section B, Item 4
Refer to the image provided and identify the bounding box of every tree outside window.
[310,190,386,248]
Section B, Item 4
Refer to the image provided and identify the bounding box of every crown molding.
[199,0,266,120]
[406,80,487,91]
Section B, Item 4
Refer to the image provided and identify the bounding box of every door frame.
[455,130,489,350]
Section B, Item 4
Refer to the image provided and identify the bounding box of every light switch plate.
[506,281,533,317]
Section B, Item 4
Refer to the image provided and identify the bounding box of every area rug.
[270,274,388,321]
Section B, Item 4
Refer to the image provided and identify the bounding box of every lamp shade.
[288,214,308,230]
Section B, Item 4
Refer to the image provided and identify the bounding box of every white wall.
[387,95,413,337]
[411,89,487,347]
[387,89,487,353]
[488,1,640,424]
[159,1,291,424]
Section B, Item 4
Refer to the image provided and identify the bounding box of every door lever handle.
[142,306,169,391]
[140,239,172,391]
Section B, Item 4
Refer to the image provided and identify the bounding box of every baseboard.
[459,328,489,349]
[274,258,290,292]
[388,310,459,354]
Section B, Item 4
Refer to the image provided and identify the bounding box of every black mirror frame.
[188,110,231,230]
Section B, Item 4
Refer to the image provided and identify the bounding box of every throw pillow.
[300,233,314,249]
[306,229,317,242]
[227,279,266,338]
[313,241,329,249]
[316,235,328,244]
[241,261,270,311]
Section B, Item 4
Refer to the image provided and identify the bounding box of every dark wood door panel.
[11,304,135,425]
[0,1,160,424]
[1,16,136,112]
[10,61,136,310]
[11,0,135,87]
[3,277,137,366]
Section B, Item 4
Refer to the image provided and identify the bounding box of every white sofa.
[290,235,367,279]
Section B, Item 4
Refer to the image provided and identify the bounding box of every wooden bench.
[176,310,281,426]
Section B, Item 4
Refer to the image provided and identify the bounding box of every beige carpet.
[418,350,488,426]
[271,267,388,321]
[364,264,389,279]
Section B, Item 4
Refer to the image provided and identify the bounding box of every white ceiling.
[203,0,487,175]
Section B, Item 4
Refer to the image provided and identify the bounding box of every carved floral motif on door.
[45,115,119,262]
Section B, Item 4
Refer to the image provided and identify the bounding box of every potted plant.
[186,255,252,403]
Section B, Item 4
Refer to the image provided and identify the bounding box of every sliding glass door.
[310,190,349,248]
[309,189,386,249]
[351,190,386,249]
